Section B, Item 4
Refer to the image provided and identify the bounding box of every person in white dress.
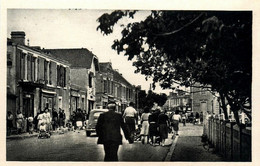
[171,110,182,136]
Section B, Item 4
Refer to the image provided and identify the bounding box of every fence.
[207,118,251,161]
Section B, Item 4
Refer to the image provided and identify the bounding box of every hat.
[107,101,116,107]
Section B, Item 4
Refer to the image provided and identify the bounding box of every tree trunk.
[219,92,229,120]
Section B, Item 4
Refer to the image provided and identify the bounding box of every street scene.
[6,9,251,162]
[7,123,222,161]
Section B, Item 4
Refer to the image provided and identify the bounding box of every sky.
[7,9,174,94]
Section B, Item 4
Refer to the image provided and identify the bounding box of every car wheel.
[86,131,91,137]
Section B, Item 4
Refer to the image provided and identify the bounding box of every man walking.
[123,102,138,142]
[96,101,130,161]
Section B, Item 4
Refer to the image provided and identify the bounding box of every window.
[7,53,12,67]
[58,96,62,109]
[81,97,85,110]
[57,65,66,87]
[31,57,35,81]
[57,65,60,86]
[24,54,28,80]
[20,53,25,79]
[63,67,66,87]
[104,79,107,93]
[27,54,31,81]
[44,60,48,83]
[111,82,114,95]
[37,58,39,81]
[49,62,52,85]
[89,73,93,88]
[107,80,110,94]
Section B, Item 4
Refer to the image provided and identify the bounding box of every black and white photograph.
[1,0,258,164]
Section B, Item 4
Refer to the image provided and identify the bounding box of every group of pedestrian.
[95,101,183,161]
[141,104,176,147]
[34,107,66,133]
[70,108,87,132]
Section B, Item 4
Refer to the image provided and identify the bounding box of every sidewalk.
[170,123,224,161]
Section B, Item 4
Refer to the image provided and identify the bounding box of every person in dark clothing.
[195,112,200,124]
[189,112,194,123]
[52,108,59,131]
[58,108,66,129]
[148,109,160,146]
[75,109,83,132]
[70,111,76,130]
[158,109,170,146]
[7,111,14,136]
[96,101,130,161]
[199,112,203,124]
[33,111,40,131]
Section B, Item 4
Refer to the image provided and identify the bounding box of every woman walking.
[171,110,181,136]
[140,107,150,144]
[37,110,44,130]
[43,108,51,131]
[148,109,160,146]
[158,109,170,146]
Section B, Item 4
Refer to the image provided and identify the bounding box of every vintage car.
[85,109,108,136]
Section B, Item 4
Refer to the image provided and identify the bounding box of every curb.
[6,129,70,140]
[164,135,179,161]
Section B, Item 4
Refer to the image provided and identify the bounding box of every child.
[28,116,34,134]
[38,122,50,138]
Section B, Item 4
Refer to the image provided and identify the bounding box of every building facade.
[96,62,136,113]
[7,32,71,130]
[190,83,219,114]
[164,90,191,112]
[43,48,100,116]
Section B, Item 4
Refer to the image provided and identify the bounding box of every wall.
[191,85,214,113]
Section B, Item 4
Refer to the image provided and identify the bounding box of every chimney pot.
[11,31,26,45]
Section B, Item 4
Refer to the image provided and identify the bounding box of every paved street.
[6,130,172,161]
[6,123,224,161]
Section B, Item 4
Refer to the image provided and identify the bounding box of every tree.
[137,89,167,111]
[97,11,252,125]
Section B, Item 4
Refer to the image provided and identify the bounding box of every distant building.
[43,48,100,115]
[7,31,71,130]
[96,62,136,113]
[190,83,220,115]
[164,89,191,112]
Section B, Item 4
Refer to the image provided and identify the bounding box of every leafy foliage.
[137,89,167,110]
[97,11,252,125]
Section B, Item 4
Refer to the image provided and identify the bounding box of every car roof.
[90,109,109,113]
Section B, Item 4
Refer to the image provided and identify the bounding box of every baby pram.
[38,130,51,139]
[38,123,51,139]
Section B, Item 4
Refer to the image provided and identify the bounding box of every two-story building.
[7,32,71,130]
[190,83,219,114]
[113,69,136,113]
[164,89,191,112]
[43,48,100,116]
[96,62,136,113]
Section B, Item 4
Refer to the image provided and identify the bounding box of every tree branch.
[154,12,205,36]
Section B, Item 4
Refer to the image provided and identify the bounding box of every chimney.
[11,31,25,45]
